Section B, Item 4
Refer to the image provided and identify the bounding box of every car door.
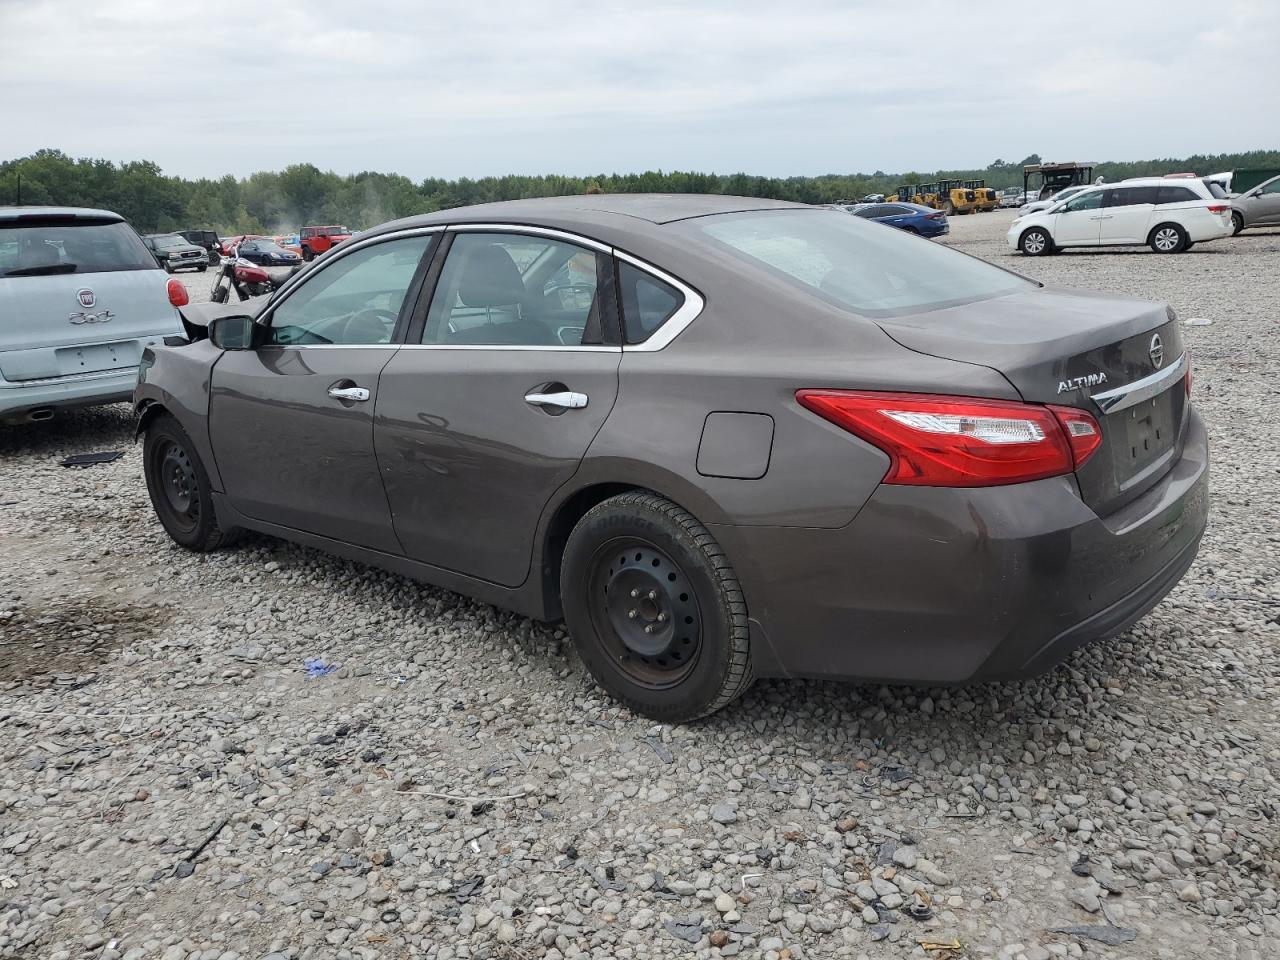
[1101,186,1156,243]
[1250,177,1280,225]
[1052,190,1105,245]
[376,228,622,587]
[207,230,436,552]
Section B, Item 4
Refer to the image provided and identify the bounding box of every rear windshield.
[687,210,1031,317]
[1,218,158,277]
[324,226,350,236]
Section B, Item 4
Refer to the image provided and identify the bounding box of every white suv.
[1008,178,1233,255]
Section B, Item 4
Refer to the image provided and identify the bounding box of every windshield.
[153,235,188,249]
[688,210,1031,318]
[0,218,158,277]
[252,241,290,255]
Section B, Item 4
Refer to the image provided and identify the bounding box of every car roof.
[0,205,124,222]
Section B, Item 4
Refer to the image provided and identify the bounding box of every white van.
[1,207,186,424]
[1008,179,1233,255]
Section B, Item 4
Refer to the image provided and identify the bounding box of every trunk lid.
[0,268,181,381]
[1,213,182,382]
[872,286,1188,515]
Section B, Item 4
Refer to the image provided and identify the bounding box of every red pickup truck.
[299,225,353,261]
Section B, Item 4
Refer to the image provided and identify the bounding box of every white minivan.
[1,207,187,424]
[1008,178,1233,255]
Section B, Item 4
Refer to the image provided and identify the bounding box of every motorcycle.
[208,255,301,303]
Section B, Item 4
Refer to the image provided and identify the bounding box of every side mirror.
[208,315,257,350]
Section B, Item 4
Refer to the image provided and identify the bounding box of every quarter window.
[1155,186,1200,205]
[265,234,432,346]
[618,261,684,344]
[423,233,605,347]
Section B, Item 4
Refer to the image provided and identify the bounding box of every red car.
[299,225,352,261]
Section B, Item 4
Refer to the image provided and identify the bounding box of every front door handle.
[328,386,370,402]
[524,390,588,409]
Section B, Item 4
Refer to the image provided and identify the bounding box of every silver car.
[1230,174,1280,234]
[1,207,185,424]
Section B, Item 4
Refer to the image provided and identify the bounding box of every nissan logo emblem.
[1149,333,1164,369]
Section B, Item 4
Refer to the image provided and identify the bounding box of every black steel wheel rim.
[156,440,199,531]
[587,538,703,689]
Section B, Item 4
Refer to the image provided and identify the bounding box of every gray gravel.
[1,213,1277,960]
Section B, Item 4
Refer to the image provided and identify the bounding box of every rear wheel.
[143,413,241,551]
[1149,223,1187,254]
[1019,227,1053,256]
[561,492,752,722]
[1231,211,1244,235]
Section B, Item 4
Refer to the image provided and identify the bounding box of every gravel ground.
[1,214,1277,960]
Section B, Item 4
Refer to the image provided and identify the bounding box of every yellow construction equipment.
[964,180,999,212]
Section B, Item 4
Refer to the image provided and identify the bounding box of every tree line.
[3,148,1277,235]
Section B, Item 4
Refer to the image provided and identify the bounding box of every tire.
[197,265,207,273]
[1019,227,1053,256]
[560,491,752,722]
[1149,223,1187,254]
[143,413,241,552]
[944,201,955,216]
[1231,212,1244,236]
[302,247,314,262]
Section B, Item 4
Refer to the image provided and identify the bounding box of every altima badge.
[1057,371,1108,394]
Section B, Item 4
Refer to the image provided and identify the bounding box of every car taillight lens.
[795,390,1101,486]
[1206,204,1229,213]
[1184,352,1192,397]
[166,277,189,307]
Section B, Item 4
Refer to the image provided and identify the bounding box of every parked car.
[136,194,1207,721]
[852,202,949,238]
[1,206,187,424]
[143,233,208,273]
[235,238,303,286]
[1229,173,1280,235]
[998,191,1023,209]
[1019,185,1089,216]
[299,224,352,261]
[179,229,221,261]
[1009,179,1232,255]
[861,193,886,203]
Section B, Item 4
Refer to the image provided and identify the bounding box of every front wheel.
[143,413,240,551]
[561,492,753,722]
[302,247,314,262]
[1149,223,1188,254]
[1019,227,1053,256]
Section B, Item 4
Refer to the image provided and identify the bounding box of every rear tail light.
[1184,351,1192,397]
[166,277,189,307]
[1206,204,1229,213]
[926,213,945,220]
[795,390,1101,486]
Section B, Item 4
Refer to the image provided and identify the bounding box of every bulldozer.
[965,179,1000,212]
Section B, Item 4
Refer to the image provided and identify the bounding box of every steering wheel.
[340,307,399,343]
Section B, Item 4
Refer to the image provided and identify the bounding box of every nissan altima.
[134,195,1208,721]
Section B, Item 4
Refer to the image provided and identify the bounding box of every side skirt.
[211,493,551,621]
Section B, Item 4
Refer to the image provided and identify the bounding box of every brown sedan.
[135,195,1207,721]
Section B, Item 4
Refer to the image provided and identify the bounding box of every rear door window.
[422,232,607,347]
[0,218,157,278]
[618,261,684,344]
[1104,187,1157,207]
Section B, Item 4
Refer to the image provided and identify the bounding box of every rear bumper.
[716,409,1209,683]
[0,367,138,421]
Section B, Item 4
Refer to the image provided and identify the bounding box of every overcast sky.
[2,0,1277,181]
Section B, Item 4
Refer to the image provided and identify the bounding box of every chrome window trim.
[396,344,621,353]
[260,226,446,322]
[614,250,706,352]
[1090,352,1186,413]
[444,222,613,254]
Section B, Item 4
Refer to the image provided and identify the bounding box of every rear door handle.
[328,386,370,402]
[524,390,588,409]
